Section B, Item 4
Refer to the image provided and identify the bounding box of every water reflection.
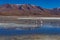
[43,20,60,28]
[0,19,60,35]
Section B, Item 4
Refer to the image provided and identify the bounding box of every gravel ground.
[0,35,60,40]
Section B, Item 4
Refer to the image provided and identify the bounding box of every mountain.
[0,4,60,17]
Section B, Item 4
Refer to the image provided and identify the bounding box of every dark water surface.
[0,27,60,36]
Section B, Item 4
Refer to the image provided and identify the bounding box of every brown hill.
[0,4,60,17]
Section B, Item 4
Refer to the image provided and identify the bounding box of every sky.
[0,0,60,9]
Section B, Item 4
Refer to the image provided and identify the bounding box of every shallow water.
[0,21,60,35]
[0,26,60,36]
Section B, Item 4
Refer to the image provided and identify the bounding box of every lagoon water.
[0,24,60,36]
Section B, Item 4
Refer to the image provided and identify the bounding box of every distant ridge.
[0,4,60,17]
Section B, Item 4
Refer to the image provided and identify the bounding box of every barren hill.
[0,4,60,17]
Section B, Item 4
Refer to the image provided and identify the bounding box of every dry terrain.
[0,35,60,40]
[0,4,60,17]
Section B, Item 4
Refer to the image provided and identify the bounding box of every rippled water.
[0,20,60,36]
[0,25,60,36]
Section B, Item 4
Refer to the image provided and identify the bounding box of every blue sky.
[0,0,60,9]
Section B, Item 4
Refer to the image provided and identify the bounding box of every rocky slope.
[0,4,60,17]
